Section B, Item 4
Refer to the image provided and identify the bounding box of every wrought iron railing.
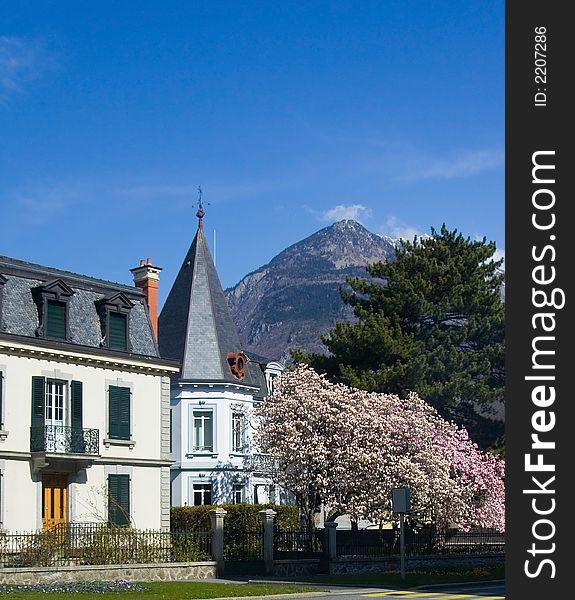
[223,528,263,560]
[0,523,213,568]
[336,528,505,557]
[274,528,325,559]
[30,425,100,455]
[243,453,277,474]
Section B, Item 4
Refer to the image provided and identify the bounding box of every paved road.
[261,581,505,600]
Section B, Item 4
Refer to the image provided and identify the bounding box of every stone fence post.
[209,508,227,577]
[324,521,338,562]
[259,509,277,575]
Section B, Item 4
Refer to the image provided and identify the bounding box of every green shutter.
[108,312,127,350]
[46,301,66,339]
[109,386,130,440]
[108,474,130,526]
[70,380,84,453]
[31,376,45,429]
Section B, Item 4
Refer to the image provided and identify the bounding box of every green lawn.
[267,563,505,589]
[0,581,322,599]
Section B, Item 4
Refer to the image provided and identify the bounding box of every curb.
[206,594,329,600]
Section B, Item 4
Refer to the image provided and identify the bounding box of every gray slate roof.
[0,255,159,358]
[158,227,261,389]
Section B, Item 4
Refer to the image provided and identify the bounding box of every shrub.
[170,504,299,532]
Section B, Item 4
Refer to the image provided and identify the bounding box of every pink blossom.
[254,364,505,532]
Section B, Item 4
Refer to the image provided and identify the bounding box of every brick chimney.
[130,258,162,339]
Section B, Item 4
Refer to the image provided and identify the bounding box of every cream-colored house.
[0,256,179,532]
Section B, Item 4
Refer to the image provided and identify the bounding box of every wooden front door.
[42,474,68,530]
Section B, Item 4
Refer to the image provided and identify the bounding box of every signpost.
[391,487,411,581]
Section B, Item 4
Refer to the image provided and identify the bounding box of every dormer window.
[32,279,75,341]
[96,293,133,352]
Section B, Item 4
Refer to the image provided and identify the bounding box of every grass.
[0,565,504,597]
[267,563,505,589]
[0,581,322,599]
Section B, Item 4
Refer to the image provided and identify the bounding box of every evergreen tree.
[292,225,505,450]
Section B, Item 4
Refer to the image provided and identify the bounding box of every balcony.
[243,453,277,475]
[30,426,100,472]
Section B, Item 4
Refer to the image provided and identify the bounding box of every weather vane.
[196,185,211,229]
[197,185,204,212]
[196,185,205,226]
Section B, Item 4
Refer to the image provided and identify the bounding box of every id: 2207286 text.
[534,26,548,107]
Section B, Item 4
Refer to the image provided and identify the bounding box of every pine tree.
[293,225,505,450]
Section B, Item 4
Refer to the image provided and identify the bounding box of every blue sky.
[0,1,504,307]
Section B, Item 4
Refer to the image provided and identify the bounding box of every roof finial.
[196,185,205,230]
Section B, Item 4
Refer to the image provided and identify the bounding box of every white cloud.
[379,216,425,241]
[319,204,372,223]
[0,36,51,99]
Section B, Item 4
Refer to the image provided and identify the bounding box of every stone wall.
[272,559,322,578]
[0,562,217,585]
[329,553,504,575]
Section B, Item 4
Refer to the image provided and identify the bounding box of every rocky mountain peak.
[266,220,395,271]
[225,220,396,362]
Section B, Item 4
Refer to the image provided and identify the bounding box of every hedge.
[171,504,299,532]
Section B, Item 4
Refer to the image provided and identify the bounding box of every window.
[109,312,128,351]
[46,300,66,339]
[268,484,276,504]
[30,377,84,453]
[108,474,130,526]
[232,484,243,504]
[193,483,212,506]
[0,370,4,431]
[267,373,278,394]
[45,380,65,425]
[96,293,133,352]
[0,468,3,527]
[108,386,130,440]
[192,410,213,452]
[231,412,245,453]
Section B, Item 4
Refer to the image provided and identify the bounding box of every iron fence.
[0,523,503,569]
[336,528,505,557]
[273,528,325,559]
[0,523,212,568]
[223,528,263,561]
[336,529,396,557]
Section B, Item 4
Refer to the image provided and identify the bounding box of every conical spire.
[158,207,256,385]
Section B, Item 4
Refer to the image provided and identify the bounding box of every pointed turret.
[158,204,257,385]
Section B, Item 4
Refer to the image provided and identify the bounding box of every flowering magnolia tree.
[253,364,504,532]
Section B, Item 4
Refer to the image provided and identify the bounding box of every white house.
[158,208,286,507]
[0,256,179,532]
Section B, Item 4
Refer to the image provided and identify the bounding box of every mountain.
[225,220,396,362]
